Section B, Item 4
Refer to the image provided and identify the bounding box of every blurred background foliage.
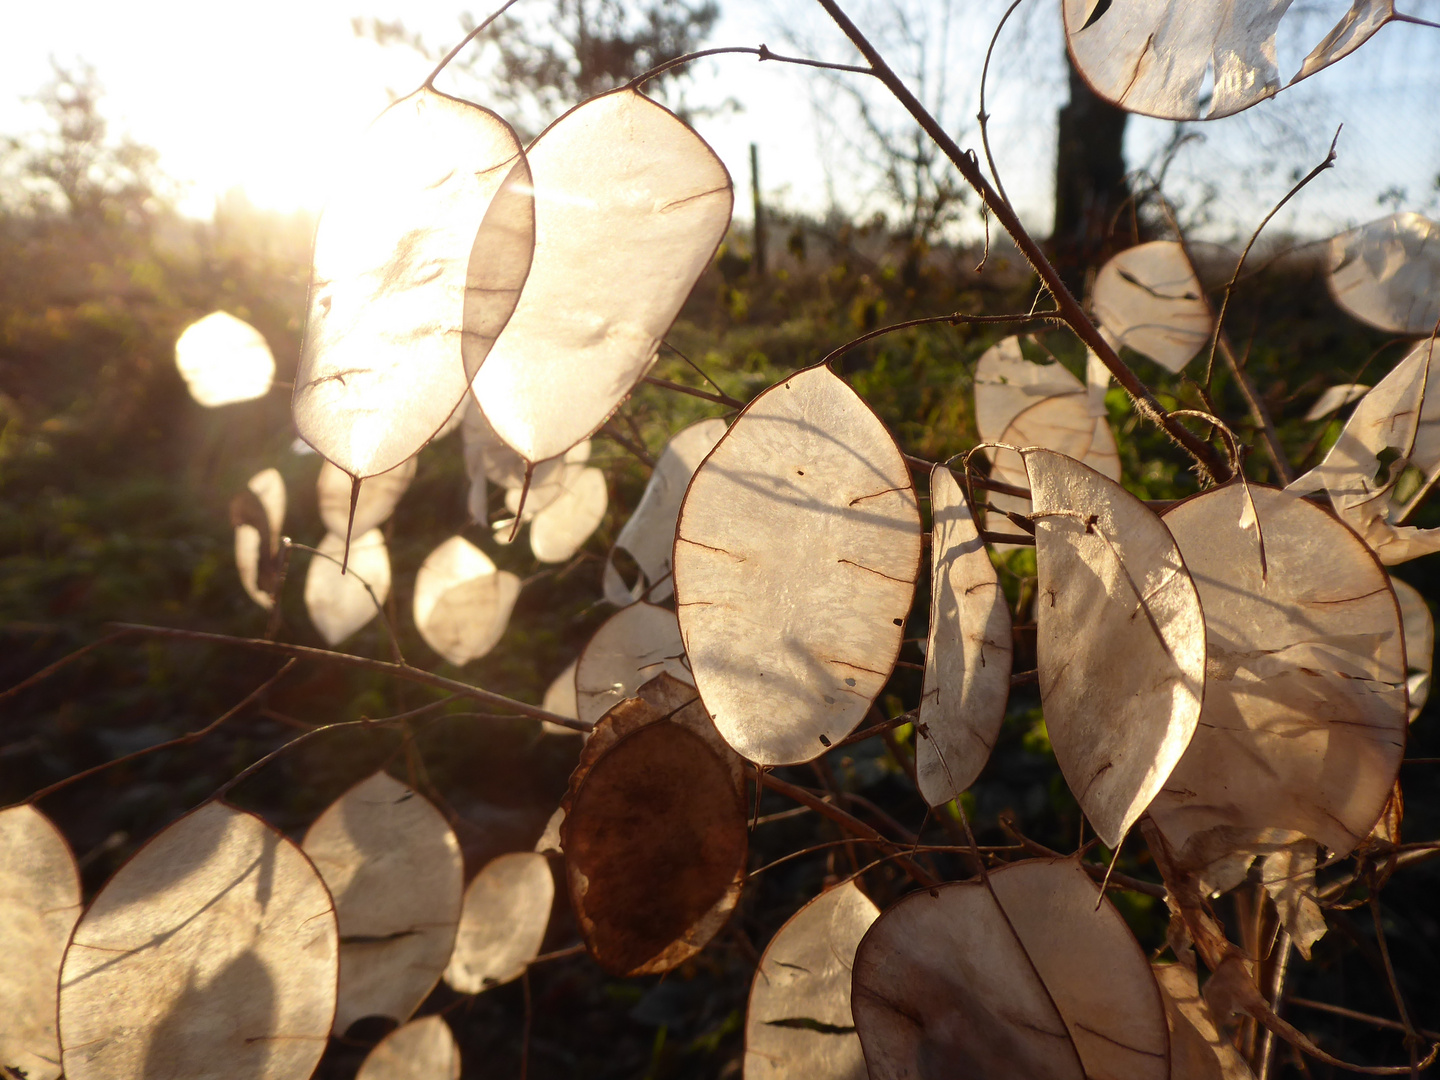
[2,54,1438,1080]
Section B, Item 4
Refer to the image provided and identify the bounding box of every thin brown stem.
[977,0,1025,208]
[19,661,296,806]
[1218,334,1294,484]
[423,0,524,89]
[641,375,743,409]
[0,629,135,706]
[813,0,1229,481]
[1286,999,1440,1043]
[599,422,655,468]
[107,623,589,733]
[819,310,1059,370]
[756,769,939,888]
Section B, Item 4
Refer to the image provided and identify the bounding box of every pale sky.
[3,0,1438,241]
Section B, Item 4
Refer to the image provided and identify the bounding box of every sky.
[2,0,1439,242]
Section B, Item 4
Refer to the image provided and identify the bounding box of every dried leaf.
[529,464,607,563]
[743,881,879,1080]
[1,806,81,1080]
[295,87,533,479]
[1328,212,1440,335]
[318,456,417,539]
[1259,839,1327,960]
[303,528,392,646]
[234,467,286,610]
[302,772,463,1032]
[674,365,921,765]
[470,88,732,465]
[59,802,337,1080]
[853,858,1168,1080]
[1392,575,1433,720]
[604,417,728,606]
[917,465,1013,806]
[443,852,553,994]
[575,602,693,727]
[1152,484,1407,879]
[412,536,520,666]
[174,311,275,407]
[1064,0,1397,120]
[1025,449,1206,848]
[1288,339,1440,563]
[1093,242,1213,373]
[1305,383,1370,421]
[561,712,747,975]
[1152,963,1256,1080]
[355,1016,460,1080]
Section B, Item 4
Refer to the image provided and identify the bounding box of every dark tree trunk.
[1050,49,1133,294]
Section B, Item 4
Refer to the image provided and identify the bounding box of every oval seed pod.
[444,852,554,994]
[302,772,463,1033]
[575,601,693,727]
[541,659,581,735]
[174,310,275,407]
[604,417,728,606]
[234,467,286,610]
[0,806,81,1080]
[1025,448,1205,848]
[1063,0,1397,120]
[973,336,1086,443]
[1393,575,1433,720]
[1328,212,1440,335]
[851,858,1168,1080]
[1092,241,1213,373]
[355,1016,460,1080]
[529,464,607,563]
[917,465,1012,806]
[303,528,392,646]
[59,802,338,1080]
[413,535,521,666]
[295,87,534,480]
[562,708,747,976]
[317,456,417,539]
[674,365,921,765]
[743,881,879,1080]
[1305,383,1370,421]
[1152,484,1407,880]
[471,88,733,465]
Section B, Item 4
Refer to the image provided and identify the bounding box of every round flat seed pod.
[529,464,607,563]
[175,311,275,407]
[852,859,1167,1080]
[444,852,554,994]
[413,536,520,666]
[985,391,1107,539]
[917,466,1012,806]
[541,660,581,735]
[471,88,732,465]
[1,806,81,1080]
[295,87,533,479]
[302,772,463,1033]
[1092,242,1212,373]
[317,456,417,539]
[604,417,728,606]
[974,335,1086,443]
[1328,212,1440,335]
[562,719,747,976]
[987,859,1169,1080]
[235,467,286,610]
[355,1016,460,1080]
[1153,483,1407,876]
[851,878,1083,1080]
[59,802,337,1080]
[303,528,392,646]
[744,881,878,1080]
[1393,575,1433,720]
[1305,383,1370,421]
[1152,964,1256,1080]
[575,602,693,727]
[674,365,921,765]
[1064,0,1395,120]
[1024,449,1205,848]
